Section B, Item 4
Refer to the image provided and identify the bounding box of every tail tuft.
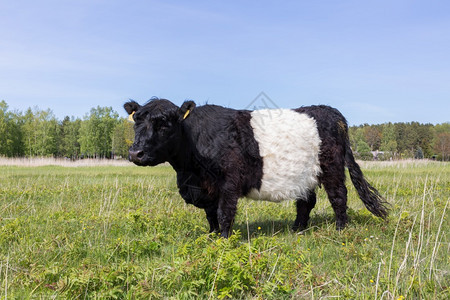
[345,143,389,219]
[347,164,389,219]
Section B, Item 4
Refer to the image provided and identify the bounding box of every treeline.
[0,100,134,159]
[1,100,449,160]
[349,122,450,161]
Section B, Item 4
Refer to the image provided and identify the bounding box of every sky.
[1,0,449,125]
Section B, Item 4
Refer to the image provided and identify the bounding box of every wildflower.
[370,279,374,283]
[342,242,345,246]
[257,226,261,230]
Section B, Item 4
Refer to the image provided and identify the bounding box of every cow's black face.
[124,99,195,166]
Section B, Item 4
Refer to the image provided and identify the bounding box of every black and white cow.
[124,98,388,238]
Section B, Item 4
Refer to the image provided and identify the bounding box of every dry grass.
[0,157,134,167]
[1,157,442,168]
[358,159,443,169]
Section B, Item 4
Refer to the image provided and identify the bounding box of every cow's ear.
[124,100,141,115]
[179,100,196,120]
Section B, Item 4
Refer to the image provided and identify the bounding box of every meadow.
[0,159,448,299]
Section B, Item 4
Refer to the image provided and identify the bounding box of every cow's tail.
[344,136,389,219]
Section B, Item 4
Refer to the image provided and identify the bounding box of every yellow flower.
[370,279,374,283]
[257,226,261,230]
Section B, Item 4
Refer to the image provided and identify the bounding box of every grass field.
[0,160,448,299]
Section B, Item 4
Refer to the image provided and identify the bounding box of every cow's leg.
[205,205,220,233]
[322,168,348,230]
[217,194,238,238]
[292,190,317,231]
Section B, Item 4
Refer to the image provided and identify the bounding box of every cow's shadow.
[233,214,328,238]
[233,211,380,240]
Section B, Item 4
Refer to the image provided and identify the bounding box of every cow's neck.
[166,124,202,175]
[166,141,195,173]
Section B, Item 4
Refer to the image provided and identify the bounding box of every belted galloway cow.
[124,98,388,238]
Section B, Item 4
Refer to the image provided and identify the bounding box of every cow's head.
[124,98,195,166]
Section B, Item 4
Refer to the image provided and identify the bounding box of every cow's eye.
[160,120,171,129]
[153,118,171,131]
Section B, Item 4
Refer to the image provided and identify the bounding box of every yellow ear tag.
[128,111,135,123]
[183,109,190,120]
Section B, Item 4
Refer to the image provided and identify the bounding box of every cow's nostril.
[129,150,144,162]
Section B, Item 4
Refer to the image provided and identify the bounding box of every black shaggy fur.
[295,105,389,230]
[125,99,263,236]
[125,99,389,237]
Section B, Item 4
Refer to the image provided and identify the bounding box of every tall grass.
[0,157,134,167]
[0,161,448,299]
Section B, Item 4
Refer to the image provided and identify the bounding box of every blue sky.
[1,0,449,125]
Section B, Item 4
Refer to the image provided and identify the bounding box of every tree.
[415,147,424,159]
[0,101,24,156]
[355,139,373,160]
[380,123,397,157]
[395,123,412,155]
[59,116,81,159]
[0,101,9,155]
[434,123,450,161]
[79,106,119,158]
[349,126,366,151]
[416,123,434,158]
[111,118,134,158]
[21,107,59,156]
[2,100,447,160]
[357,140,371,153]
[364,125,382,150]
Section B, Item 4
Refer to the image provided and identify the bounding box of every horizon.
[1,97,448,127]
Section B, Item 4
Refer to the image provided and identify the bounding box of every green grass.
[0,161,448,299]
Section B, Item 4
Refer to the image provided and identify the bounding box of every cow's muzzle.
[128,150,145,163]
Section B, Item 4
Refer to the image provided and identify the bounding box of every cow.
[124,98,388,238]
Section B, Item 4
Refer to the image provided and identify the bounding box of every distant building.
[371,150,385,160]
